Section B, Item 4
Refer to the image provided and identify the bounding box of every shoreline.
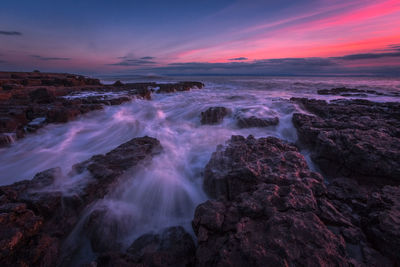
[0,71,204,147]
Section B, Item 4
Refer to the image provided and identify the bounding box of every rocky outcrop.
[201,107,230,125]
[0,136,162,267]
[317,87,400,97]
[195,135,398,266]
[95,226,196,267]
[236,116,279,128]
[0,71,204,147]
[156,81,204,94]
[292,98,400,185]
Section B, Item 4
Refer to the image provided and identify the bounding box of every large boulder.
[292,98,400,184]
[156,82,204,94]
[236,116,279,128]
[201,107,230,125]
[96,226,196,267]
[194,135,398,266]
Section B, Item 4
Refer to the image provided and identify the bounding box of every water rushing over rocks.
[0,75,400,266]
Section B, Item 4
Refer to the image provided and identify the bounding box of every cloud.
[131,52,400,77]
[387,44,400,51]
[140,56,155,60]
[135,57,338,76]
[109,58,157,66]
[0,30,22,36]
[31,55,71,61]
[229,57,248,61]
[333,52,400,60]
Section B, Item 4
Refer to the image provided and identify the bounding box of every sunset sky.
[0,0,399,76]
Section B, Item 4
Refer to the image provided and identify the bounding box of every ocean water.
[0,76,399,261]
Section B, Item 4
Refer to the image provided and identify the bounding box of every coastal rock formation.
[317,87,400,97]
[0,136,162,267]
[96,226,196,267]
[156,81,204,93]
[195,135,398,266]
[201,107,230,125]
[0,71,204,147]
[292,98,400,184]
[236,116,279,128]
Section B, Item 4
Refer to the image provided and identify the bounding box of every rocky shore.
[0,71,204,147]
[0,78,399,266]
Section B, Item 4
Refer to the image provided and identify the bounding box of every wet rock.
[0,136,162,266]
[195,135,397,266]
[292,98,400,184]
[156,81,204,93]
[46,107,81,123]
[236,116,279,128]
[2,83,24,91]
[0,133,15,146]
[83,206,134,253]
[317,87,397,97]
[0,72,204,146]
[113,80,124,86]
[25,117,46,132]
[29,88,55,104]
[201,107,230,125]
[127,226,195,266]
[96,226,195,267]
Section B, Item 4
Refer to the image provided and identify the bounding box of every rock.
[0,136,162,266]
[201,107,230,125]
[95,226,195,267]
[0,72,203,145]
[0,133,15,146]
[113,80,124,86]
[2,84,24,91]
[25,117,46,132]
[83,206,131,253]
[156,81,204,93]
[292,98,400,184]
[46,107,81,123]
[29,88,55,103]
[194,135,397,266]
[236,116,279,128]
[317,87,391,97]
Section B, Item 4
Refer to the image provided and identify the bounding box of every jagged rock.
[29,88,55,104]
[316,87,400,97]
[113,80,124,86]
[0,137,162,267]
[194,135,397,266]
[201,107,229,125]
[292,98,400,184]
[156,81,204,94]
[236,116,279,128]
[95,226,195,267]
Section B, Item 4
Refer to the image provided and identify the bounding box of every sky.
[0,0,399,76]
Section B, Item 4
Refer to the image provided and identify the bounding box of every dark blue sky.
[1,0,399,76]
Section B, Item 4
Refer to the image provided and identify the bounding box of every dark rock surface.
[195,135,399,266]
[156,81,204,94]
[236,116,279,128]
[201,107,230,125]
[0,136,162,267]
[292,98,400,184]
[317,87,400,97]
[95,226,195,267]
